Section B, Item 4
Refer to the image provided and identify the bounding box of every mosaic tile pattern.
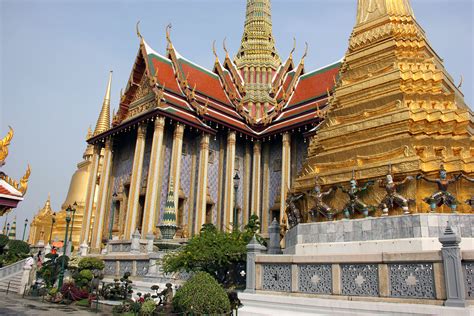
[119,260,133,276]
[269,141,282,226]
[180,135,194,225]
[235,142,245,224]
[208,138,220,225]
[104,260,117,276]
[295,137,308,176]
[159,131,173,222]
[136,260,149,277]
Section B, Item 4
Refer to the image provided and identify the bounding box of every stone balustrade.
[0,258,27,280]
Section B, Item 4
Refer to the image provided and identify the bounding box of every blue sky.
[0,0,472,239]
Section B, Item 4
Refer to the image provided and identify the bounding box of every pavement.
[0,293,105,315]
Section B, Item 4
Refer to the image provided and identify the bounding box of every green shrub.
[79,269,94,281]
[78,257,105,271]
[7,239,30,255]
[140,300,156,316]
[0,234,9,250]
[76,298,90,307]
[173,272,231,314]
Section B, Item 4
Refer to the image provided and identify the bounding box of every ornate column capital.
[174,123,184,139]
[154,116,165,131]
[282,132,291,145]
[200,133,210,150]
[227,130,236,145]
[137,123,147,139]
[253,141,261,153]
[104,138,113,150]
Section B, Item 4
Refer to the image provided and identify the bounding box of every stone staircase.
[0,271,23,293]
[0,258,28,294]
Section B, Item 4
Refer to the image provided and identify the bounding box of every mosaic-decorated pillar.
[80,145,101,248]
[262,143,270,233]
[280,133,291,224]
[91,138,113,251]
[242,144,252,226]
[223,131,236,231]
[251,141,262,217]
[195,133,210,233]
[169,124,184,223]
[124,123,147,239]
[142,117,165,238]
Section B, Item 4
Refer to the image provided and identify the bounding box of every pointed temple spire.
[8,217,16,239]
[356,0,414,26]
[234,0,281,120]
[83,126,94,159]
[93,71,113,137]
[235,0,281,70]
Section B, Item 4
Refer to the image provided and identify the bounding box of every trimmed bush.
[7,239,30,255]
[173,272,231,314]
[0,234,8,250]
[78,257,105,271]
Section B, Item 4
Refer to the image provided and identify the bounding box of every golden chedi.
[294,0,473,216]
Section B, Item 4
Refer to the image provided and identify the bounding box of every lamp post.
[49,213,56,245]
[22,218,28,241]
[57,206,72,290]
[233,172,240,232]
[68,202,77,247]
[6,223,10,237]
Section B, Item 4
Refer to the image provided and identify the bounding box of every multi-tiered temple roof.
[88,1,341,144]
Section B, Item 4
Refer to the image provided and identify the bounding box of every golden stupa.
[294,0,473,216]
[28,128,99,247]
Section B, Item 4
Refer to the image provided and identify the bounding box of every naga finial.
[136,20,142,39]
[301,42,309,60]
[0,126,14,164]
[223,37,229,57]
[458,75,464,89]
[289,37,296,58]
[19,164,31,195]
[166,23,173,47]
[212,40,218,61]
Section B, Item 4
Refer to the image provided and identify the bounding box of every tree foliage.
[162,215,264,287]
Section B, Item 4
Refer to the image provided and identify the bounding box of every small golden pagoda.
[294,0,473,215]
[28,127,100,247]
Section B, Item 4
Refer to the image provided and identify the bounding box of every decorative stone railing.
[246,222,471,307]
[0,258,28,280]
[107,239,148,254]
[99,254,150,278]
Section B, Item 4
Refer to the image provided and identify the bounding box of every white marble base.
[238,292,474,316]
[290,238,474,256]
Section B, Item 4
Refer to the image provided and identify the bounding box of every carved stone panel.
[464,262,474,299]
[119,260,133,276]
[298,264,332,294]
[341,264,379,297]
[136,260,149,277]
[104,260,116,276]
[262,264,291,292]
[389,263,435,299]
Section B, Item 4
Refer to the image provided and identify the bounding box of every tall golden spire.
[235,0,281,70]
[83,126,94,159]
[234,0,281,121]
[356,0,414,26]
[93,71,113,136]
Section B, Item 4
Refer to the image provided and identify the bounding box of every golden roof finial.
[0,126,13,165]
[458,75,464,89]
[93,71,113,137]
[18,164,31,195]
[301,42,309,61]
[166,23,173,48]
[86,126,93,140]
[223,37,229,57]
[212,40,219,63]
[136,20,143,40]
[290,37,296,59]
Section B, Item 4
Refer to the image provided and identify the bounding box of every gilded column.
[217,137,225,229]
[80,145,100,250]
[195,133,210,233]
[91,138,113,252]
[242,144,251,226]
[280,133,291,224]
[251,141,262,217]
[262,143,270,233]
[223,131,236,231]
[168,124,184,225]
[142,117,165,238]
[124,123,147,239]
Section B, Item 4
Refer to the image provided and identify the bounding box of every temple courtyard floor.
[0,293,104,316]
